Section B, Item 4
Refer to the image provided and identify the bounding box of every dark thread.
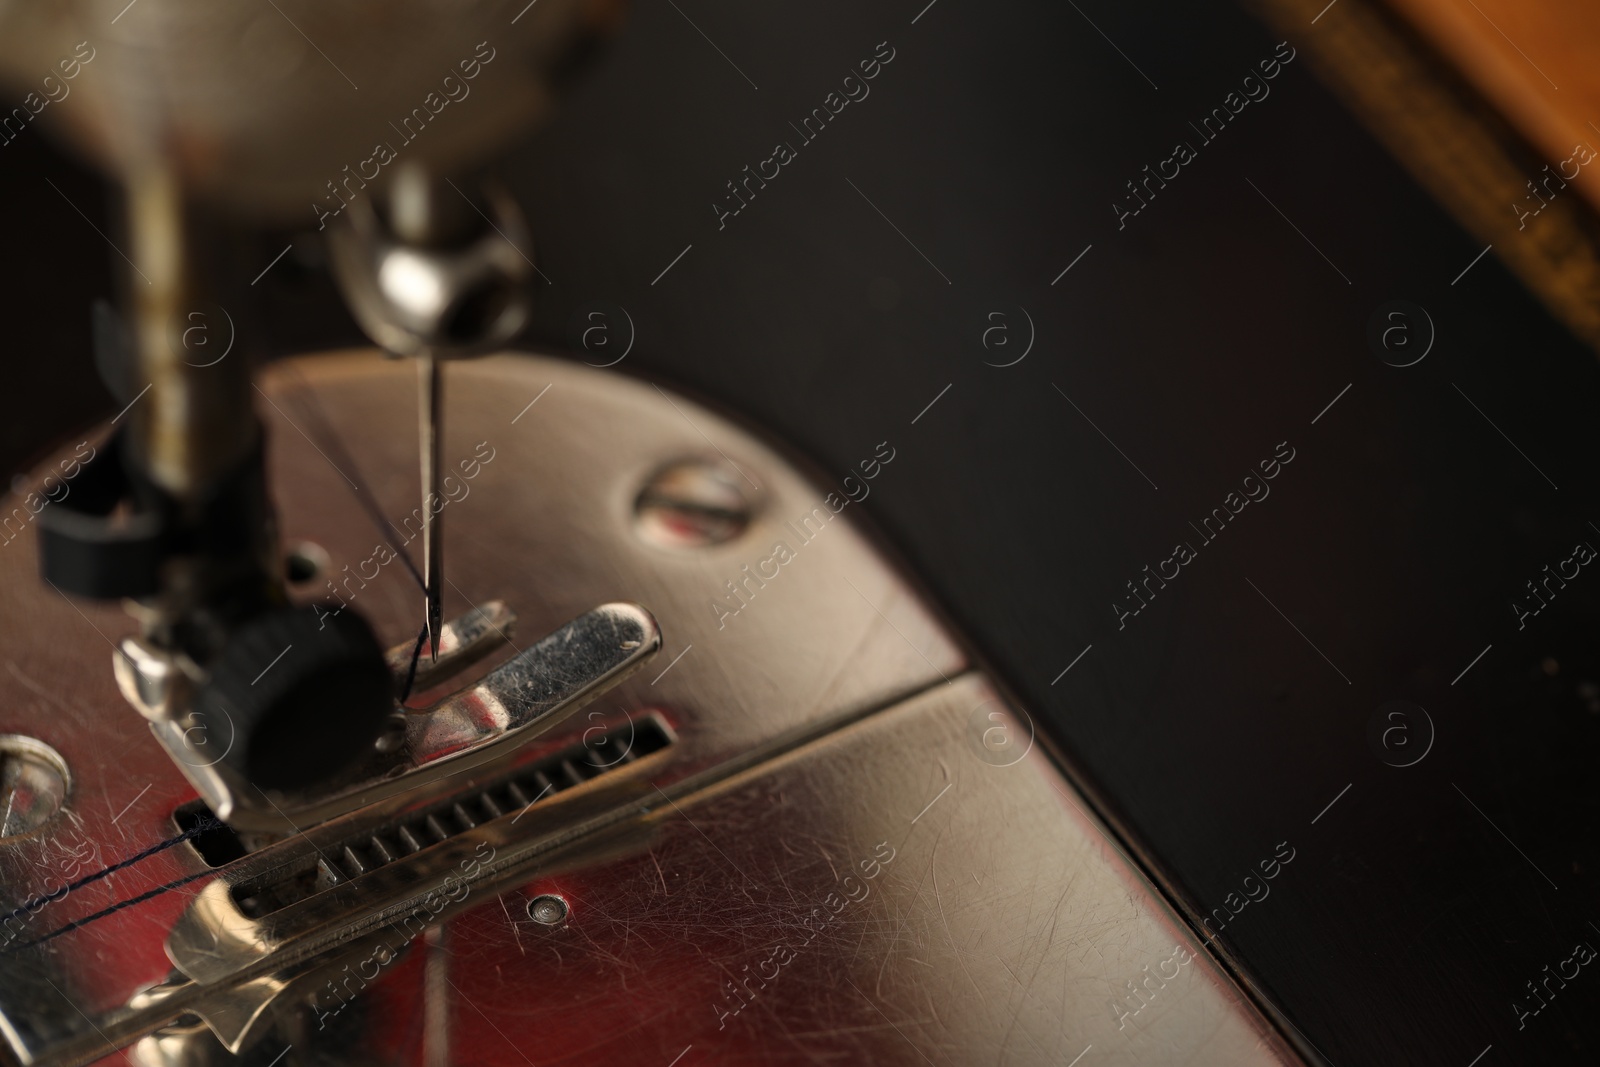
[17,868,214,950]
[280,366,426,593]
[398,620,430,705]
[0,818,219,927]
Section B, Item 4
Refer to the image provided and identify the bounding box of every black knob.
[190,605,393,792]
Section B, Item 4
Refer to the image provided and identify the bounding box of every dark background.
[6,1,1600,1063]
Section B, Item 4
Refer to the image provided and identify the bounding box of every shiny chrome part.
[188,973,291,1056]
[153,601,660,833]
[0,353,1303,1066]
[327,181,534,361]
[164,714,676,984]
[399,603,658,778]
[472,677,1301,1066]
[143,932,403,1058]
[633,457,754,548]
[128,1015,231,1067]
[113,636,194,723]
[383,599,516,697]
[0,736,70,840]
[329,167,539,671]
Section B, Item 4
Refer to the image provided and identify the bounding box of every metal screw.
[634,459,753,548]
[0,736,70,840]
[526,893,568,926]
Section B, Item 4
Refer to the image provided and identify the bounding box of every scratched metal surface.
[487,3,1600,1064]
[0,351,962,1059]
[4,0,1600,1062]
[0,354,1300,1064]
[430,675,1297,1066]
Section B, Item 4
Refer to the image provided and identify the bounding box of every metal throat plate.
[0,352,1300,1066]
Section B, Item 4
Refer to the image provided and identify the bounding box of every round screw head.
[634,459,753,548]
[527,893,569,926]
[0,735,70,840]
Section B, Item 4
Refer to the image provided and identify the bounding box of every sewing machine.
[7,0,1600,1064]
[0,3,1307,1064]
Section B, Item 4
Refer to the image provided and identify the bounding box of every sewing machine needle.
[420,356,443,662]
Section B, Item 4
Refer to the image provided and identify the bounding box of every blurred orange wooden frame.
[1252,0,1600,352]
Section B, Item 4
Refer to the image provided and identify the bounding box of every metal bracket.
[153,602,660,834]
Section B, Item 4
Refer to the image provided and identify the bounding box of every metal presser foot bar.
[0,354,1303,1066]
